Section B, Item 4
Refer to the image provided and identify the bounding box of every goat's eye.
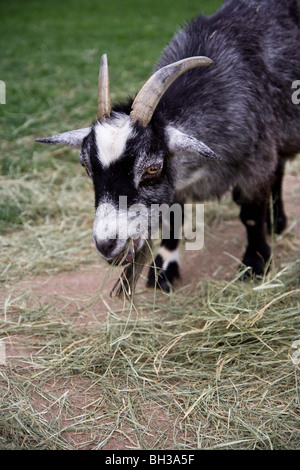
[81,162,91,177]
[80,153,92,177]
[145,165,161,175]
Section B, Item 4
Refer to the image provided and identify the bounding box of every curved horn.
[97,54,111,122]
[130,56,213,127]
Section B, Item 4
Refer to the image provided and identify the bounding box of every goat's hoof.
[147,268,172,292]
[242,244,271,279]
[241,245,271,278]
[267,213,287,235]
[147,273,171,292]
[147,260,180,293]
[239,267,261,281]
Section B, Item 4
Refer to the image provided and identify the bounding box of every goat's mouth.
[100,237,144,266]
[115,237,144,265]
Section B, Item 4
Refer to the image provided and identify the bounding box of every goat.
[36,0,300,296]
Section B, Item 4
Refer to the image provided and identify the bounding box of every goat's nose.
[94,237,117,259]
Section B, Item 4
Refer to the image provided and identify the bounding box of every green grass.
[0,0,221,175]
[0,0,299,451]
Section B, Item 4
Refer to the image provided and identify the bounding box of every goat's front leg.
[147,208,181,292]
[233,188,271,276]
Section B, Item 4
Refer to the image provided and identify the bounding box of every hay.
[1,258,299,449]
[0,167,96,283]
[0,158,299,449]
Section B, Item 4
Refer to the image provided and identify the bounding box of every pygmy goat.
[36,0,300,295]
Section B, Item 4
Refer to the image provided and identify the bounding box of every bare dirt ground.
[1,174,299,449]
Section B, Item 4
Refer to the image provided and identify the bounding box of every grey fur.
[155,0,300,202]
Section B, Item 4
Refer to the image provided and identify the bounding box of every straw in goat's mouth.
[115,237,143,265]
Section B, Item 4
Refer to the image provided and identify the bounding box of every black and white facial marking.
[80,112,176,264]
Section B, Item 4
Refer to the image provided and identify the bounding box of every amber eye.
[81,163,91,178]
[146,166,160,175]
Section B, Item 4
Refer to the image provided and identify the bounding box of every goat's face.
[36,55,219,268]
[81,113,175,263]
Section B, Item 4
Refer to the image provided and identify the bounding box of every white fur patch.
[158,246,180,270]
[93,195,149,260]
[246,219,256,227]
[93,197,119,242]
[94,114,134,168]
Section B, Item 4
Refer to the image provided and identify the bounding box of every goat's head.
[36,54,219,294]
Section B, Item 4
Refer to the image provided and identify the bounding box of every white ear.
[166,126,221,160]
[36,127,91,149]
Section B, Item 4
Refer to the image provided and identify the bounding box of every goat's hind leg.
[233,187,271,277]
[147,209,181,292]
[267,159,287,235]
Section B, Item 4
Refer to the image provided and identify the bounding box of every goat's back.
[156,0,300,200]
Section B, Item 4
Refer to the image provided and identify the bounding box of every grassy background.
[0,0,299,450]
[0,0,221,175]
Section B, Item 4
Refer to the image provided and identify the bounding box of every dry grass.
[0,213,299,449]
[0,159,299,451]
[0,164,95,284]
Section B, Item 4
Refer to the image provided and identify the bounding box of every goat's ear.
[35,127,91,149]
[166,126,221,160]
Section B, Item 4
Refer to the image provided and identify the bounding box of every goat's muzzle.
[94,235,143,265]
